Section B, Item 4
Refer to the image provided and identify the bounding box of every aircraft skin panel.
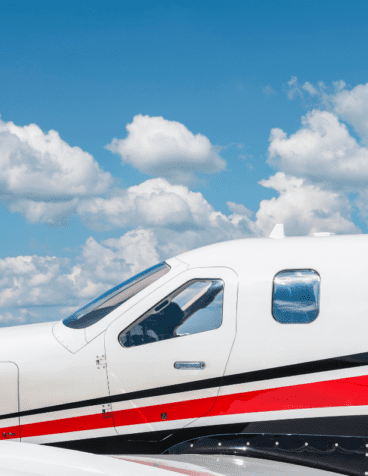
[0,346,365,444]
[5,364,368,443]
[0,362,20,442]
[0,346,366,443]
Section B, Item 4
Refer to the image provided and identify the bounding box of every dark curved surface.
[165,433,367,476]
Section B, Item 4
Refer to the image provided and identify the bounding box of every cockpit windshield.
[62,262,171,329]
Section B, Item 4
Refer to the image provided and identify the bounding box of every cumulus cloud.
[78,178,213,230]
[0,255,74,311]
[226,201,253,217]
[255,172,359,236]
[77,177,257,246]
[268,110,368,190]
[285,76,346,111]
[0,308,34,327]
[0,118,112,225]
[0,230,161,327]
[333,82,368,144]
[77,177,261,259]
[105,114,226,184]
[275,78,368,229]
[9,198,79,227]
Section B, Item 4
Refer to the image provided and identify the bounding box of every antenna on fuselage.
[269,223,285,239]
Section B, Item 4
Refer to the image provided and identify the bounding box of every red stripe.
[208,374,368,417]
[20,374,368,439]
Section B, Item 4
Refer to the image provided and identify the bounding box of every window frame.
[118,277,225,348]
[271,268,321,325]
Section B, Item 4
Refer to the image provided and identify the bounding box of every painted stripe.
[6,350,368,422]
[208,374,368,417]
[18,373,368,440]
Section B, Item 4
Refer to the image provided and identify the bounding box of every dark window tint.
[63,262,170,329]
[272,269,320,324]
[119,279,223,347]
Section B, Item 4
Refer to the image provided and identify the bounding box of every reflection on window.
[63,262,170,329]
[272,269,320,324]
[119,279,224,347]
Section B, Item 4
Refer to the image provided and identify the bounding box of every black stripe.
[3,351,368,421]
[222,351,368,387]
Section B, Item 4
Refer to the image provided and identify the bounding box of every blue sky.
[1,0,368,326]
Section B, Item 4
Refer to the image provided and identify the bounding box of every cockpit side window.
[119,279,224,348]
[63,262,171,329]
[272,269,320,324]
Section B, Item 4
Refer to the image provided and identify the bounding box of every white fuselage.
[1,234,368,451]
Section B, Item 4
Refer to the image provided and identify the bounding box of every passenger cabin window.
[119,279,224,347]
[63,262,171,329]
[272,269,320,324]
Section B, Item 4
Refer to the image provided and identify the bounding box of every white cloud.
[268,110,368,190]
[285,76,346,111]
[226,201,253,217]
[333,82,368,144]
[0,119,111,197]
[105,114,226,183]
[302,82,317,96]
[0,308,32,326]
[102,229,160,277]
[255,172,359,236]
[78,178,214,230]
[0,255,72,309]
[287,76,304,99]
[77,178,257,243]
[0,118,111,224]
[9,198,79,226]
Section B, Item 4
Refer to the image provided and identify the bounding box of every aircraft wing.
[0,441,343,476]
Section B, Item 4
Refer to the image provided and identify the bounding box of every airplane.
[0,225,367,475]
